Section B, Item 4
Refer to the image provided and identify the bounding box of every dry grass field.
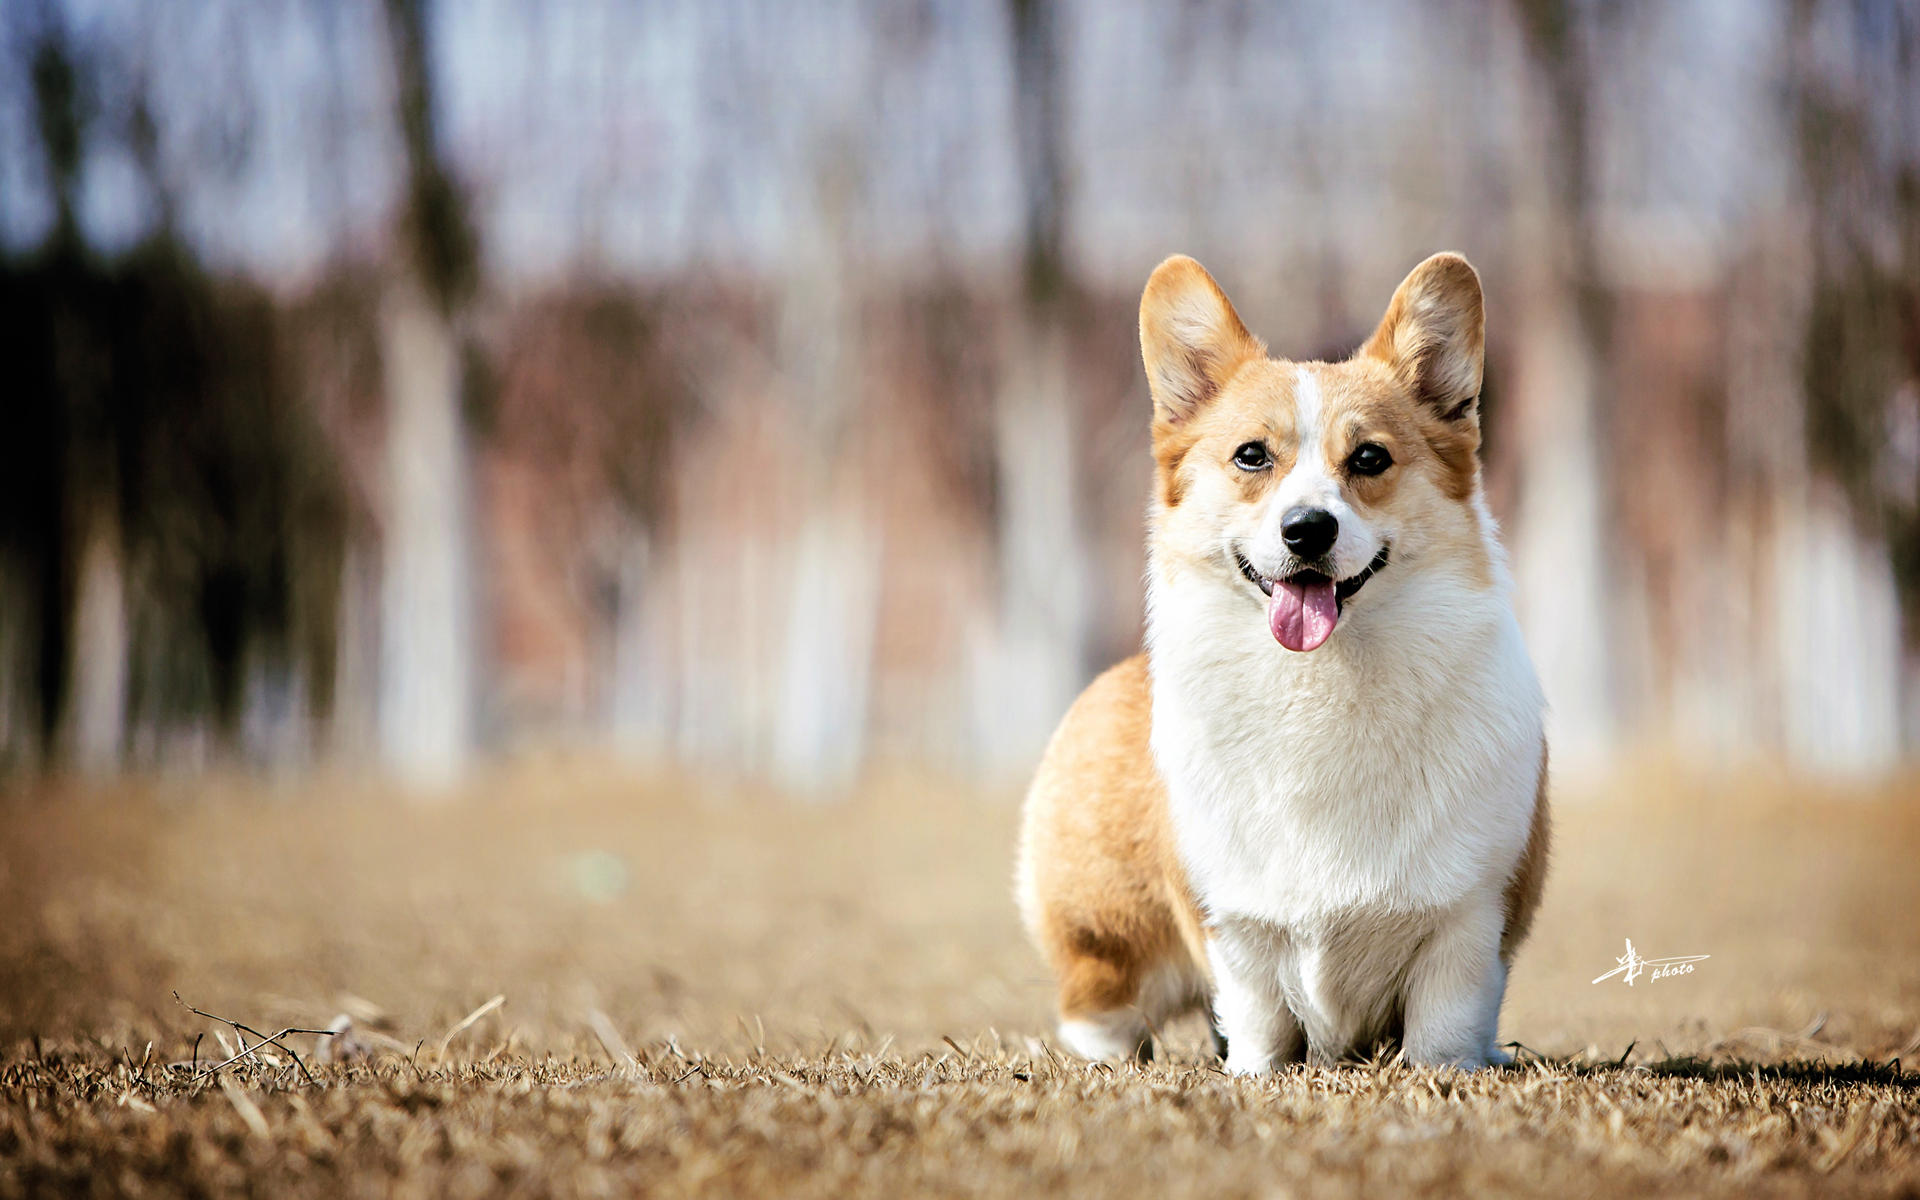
[2,758,1918,1198]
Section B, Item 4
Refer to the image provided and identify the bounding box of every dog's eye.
[1232,442,1271,471]
[1347,443,1392,476]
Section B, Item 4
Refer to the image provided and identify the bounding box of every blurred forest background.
[1,0,1916,790]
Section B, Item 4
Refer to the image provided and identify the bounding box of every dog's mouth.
[1235,545,1391,653]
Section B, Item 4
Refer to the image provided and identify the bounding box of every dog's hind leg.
[1054,940,1156,1062]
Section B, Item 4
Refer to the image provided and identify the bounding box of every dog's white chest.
[1148,573,1544,930]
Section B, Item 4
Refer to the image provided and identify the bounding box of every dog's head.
[1141,253,1491,652]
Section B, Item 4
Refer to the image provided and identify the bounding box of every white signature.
[1591,938,1710,986]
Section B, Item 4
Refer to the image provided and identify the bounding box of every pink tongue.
[1268,578,1340,651]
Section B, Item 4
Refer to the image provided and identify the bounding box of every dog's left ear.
[1358,253,1484,424]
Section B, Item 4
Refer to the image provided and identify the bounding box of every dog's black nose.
[1281,506,1339,559]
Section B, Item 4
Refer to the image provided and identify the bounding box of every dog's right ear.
[1139,255,1264,426]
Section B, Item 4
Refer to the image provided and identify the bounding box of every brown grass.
[2,758,1918,1197]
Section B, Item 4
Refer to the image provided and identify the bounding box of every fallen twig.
[174,992,333,1087]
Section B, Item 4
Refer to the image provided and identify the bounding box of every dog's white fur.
[1145,362,1545,1071]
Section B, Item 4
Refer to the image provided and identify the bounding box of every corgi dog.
[1016,252,1549,1072]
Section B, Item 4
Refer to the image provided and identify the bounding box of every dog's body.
[1016,253,1549,1072]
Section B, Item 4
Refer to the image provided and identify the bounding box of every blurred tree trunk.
[1505,0,1616,767]
[67,502,127,772]
[768,135,880,794]
[608,530,667,758]
[1777,0,1912,767]
[377,0,478,786]
[980,0,1091,772]
[770,496,879,792]
[19,24,87,769]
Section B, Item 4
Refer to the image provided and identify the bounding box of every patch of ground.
[1,759,1917,1197]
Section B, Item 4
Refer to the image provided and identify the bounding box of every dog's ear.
[1140,255,1263,425]
[1358,252,1484,424]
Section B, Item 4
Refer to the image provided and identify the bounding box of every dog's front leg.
[1207,925,1301,1075]
[1402,901,1508,1069]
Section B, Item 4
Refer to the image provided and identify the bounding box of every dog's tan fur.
[1018,656,1205,1034]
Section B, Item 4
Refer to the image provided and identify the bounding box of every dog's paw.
[1057,1014,1151,1063]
